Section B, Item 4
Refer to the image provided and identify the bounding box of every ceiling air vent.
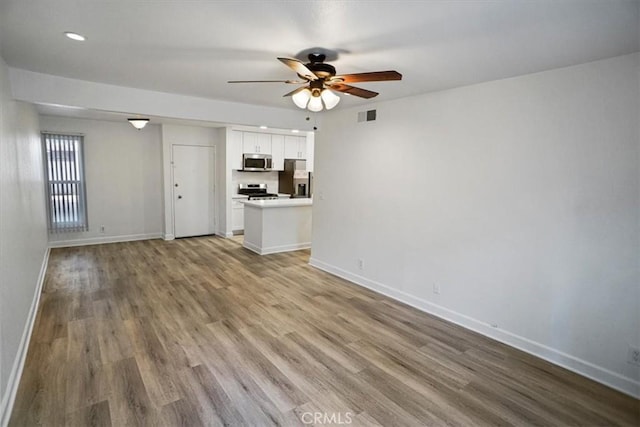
[357,109,377,123]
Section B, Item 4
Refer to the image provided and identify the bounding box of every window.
[42,133,88,232]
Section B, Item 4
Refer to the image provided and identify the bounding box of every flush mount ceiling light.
[128,118,149,130]
[228,52,402,112]
[64,32,86,41]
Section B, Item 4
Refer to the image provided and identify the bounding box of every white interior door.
[173,145,215,238]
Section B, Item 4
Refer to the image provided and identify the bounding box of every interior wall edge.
[309,257,640,399]
[0,248,50,427]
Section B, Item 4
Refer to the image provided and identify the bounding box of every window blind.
[42,133,88,233]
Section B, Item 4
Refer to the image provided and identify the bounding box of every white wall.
[311,53,640,397]
[40,116,163,246]
[161,124,225,239]
[0,56,48,423]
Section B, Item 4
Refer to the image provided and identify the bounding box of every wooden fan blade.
[328,83,379,99]
[228,80,306,84]
[277,58,318,81]
[282,86,308,97]
[330,71,402,83]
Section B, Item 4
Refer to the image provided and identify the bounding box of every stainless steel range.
[238,183,279,200]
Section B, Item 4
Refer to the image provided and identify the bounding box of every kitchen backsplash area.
[232,170,280,195]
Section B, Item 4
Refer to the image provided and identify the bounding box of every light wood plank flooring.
[10,236,639,426]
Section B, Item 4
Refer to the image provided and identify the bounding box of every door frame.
[165,143,217,240]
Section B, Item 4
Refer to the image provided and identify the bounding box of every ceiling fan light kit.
[228,52,401,112]
[291,87,340,111]
[307,94,323,112]
[320,89,340,110]
[292,88,311,109]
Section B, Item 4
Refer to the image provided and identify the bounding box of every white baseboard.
[48,232,163,248]
[221,231,234,238]
[163,233,175,241]
[309,257,640,399]
[0,248,50,426]
[244,241,311,255]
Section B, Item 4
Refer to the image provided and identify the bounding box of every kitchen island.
[242,198,312,255]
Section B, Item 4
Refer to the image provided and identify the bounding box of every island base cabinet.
[243,202,312,255]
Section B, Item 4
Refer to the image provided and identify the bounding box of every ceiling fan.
[228,53,402,112]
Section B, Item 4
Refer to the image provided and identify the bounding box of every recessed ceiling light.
[259,125,268,129]
[64,32,86,41]
[291,129,299,133]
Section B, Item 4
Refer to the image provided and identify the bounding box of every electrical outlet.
[100,225,105,233]
[357,259,364,270]
[433,282,441,295]
[628,346,640,366]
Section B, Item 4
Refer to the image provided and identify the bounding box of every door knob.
[178,195,182,199]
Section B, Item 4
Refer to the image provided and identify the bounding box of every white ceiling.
[1,0,638,113]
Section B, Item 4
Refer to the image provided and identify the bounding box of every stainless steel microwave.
[243,153,272,171]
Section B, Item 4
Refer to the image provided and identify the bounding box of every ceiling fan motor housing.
[300,63,336,80]
[301,53,336,80]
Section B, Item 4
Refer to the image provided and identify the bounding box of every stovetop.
[238,183,278,200]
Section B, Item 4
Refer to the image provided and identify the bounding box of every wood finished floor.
[10,236,639,426]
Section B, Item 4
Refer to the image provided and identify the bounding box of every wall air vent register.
[358,109,377,122]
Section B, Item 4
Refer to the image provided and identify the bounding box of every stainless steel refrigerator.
[279,159,312,198]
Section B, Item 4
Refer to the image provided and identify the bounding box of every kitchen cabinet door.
[297,136,307,159]
[242,132,271,154]
[242,132,259,153]
[284,136,301,159]
[232,200,244,231]
[230,130,243,170]
[271,134,285,171]
[256,133,272,155]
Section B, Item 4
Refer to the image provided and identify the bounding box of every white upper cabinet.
[243,132,272,154]
[242,132,258,153]
[271,134,285,171]
[298,137,307,159]
[284,135,306,159]
[257,133,272,155]
[230,130,309,171]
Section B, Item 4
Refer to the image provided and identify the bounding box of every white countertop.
[232,193,291,199]
[242,198,312,209]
